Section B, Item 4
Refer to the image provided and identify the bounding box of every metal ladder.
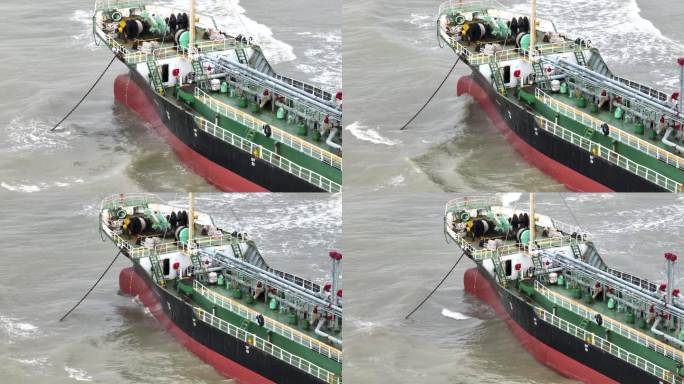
[235,48,248,65]
[490,252,508,288]
[532,61,548,89]
[574,48,587,67]
[191,58,208,90]
[189,251,205,281]
[571,243,582,260]
[488,61,506,95]
[148,254,166,286]
[146,55,164,94]
[231,238,244,259]
[531,252,544,274]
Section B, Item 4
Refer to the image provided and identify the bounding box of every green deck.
[521,279,683,374]
[527,88,684,185]
[175,279,342,376]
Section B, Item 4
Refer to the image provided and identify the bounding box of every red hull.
[114,74,268,192]
[119,267,275,384]
[464,268,619,384]
[456,76,612,192]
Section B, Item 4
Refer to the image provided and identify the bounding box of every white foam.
[0,316,39,339]
[4,117,72,153]
[172,0,296,64]
[70,10,99,51]
[346,122,401,146]
[14,357,49,367]
[64,367,93,382]
[500,192,522,207]
[1,178,85,193]
[407,13,433,30]
[295,31,342,89]
[441,308,471,320]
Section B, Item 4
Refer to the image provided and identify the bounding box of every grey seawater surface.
[343,0,684,193]
[343,192,684,383]
[0,0,340,194]
[0,192,341,383]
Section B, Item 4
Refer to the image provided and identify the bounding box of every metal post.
[330,251,341,306]
[188,192,195,247]
[189,0,196,51]
[530,0,537,56]
[678,58,684,113]
[529,193,536,251]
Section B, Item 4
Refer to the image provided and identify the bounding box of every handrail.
[193,116,341,192]
[535,116,682,192]
[535,281,684,365]
[94,0,145,12]
[194,307,341,384]
[194,88,342,170]
[534,306,681,384]
[100,193,163,210]
[536,88,684,171]
[193,281,342,362]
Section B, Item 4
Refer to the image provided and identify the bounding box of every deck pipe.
[206,55,341,119]
[550,251,684,319]
[314,318,342,347]
[662,128,684,154]
[651,317,684,348]
[325,127,341,150]
[549,58,682,121]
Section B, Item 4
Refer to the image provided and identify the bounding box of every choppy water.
[343,0,684,193]
[0,192,341,383]
[343,192,684,383]
[0,0,341,194]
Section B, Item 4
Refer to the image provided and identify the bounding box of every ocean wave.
[441,308,471,320]
[407,13,434,30]
[64,367,93,382]
[295,30,342,89]
[4,117,73,153]
[0,315,39,339]
[345,122,401,146]
[70,10,99,51]
[1,178,84,193]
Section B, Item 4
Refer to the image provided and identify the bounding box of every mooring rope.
[399,57,461,131]
[59,250,122,322]
[405,252,465,319]
[50,54,118,131]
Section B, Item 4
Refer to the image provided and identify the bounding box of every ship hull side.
[119,266,327,384]
[457,70,666,192]
[464,267,663,384]
[114,71,324,192]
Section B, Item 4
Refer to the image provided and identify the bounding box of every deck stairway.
[574,47,587,67]
[491,252,508,288]
[191,57,209,90]
[532,61,548,90]
[235,48,248,65]
[148,254,165,286]
[146,55,164,94]
[489,61,506,95]
[230,238,244,259]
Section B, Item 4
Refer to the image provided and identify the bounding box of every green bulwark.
[176,281,342,376]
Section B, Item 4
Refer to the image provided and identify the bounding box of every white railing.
[437,0,506,16]
[193,116,341,192]
[535,116,682,192]
[194,88,342,170]
[193,281,342,362]
[194,307,341,384]
[100,193,163,210]
[536,89,684,171]
[94,0,145,12]
[534,306,681,384]
[535,281,684,365]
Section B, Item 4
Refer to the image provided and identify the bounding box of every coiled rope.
[59,250,122,322]
[399,57,461,131]
[405,252,465,319]
[50,54,118,131]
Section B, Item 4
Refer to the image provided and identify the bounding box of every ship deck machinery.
[92,0,342,192]
[100,194,342,384]
[437,0,684,192]
[444,197,684,384]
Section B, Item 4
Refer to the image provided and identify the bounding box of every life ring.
[116,208,127,219]
[263,124,272,138]
[594,313,603,326]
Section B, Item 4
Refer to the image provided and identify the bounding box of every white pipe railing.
[534,281,684,364]
[535,116,682,192]
[536,88,684,170]
[534,306,681,384]
[194,307,341,384]
[194,88,342,170]
[193,116,341,192]
[193,281,342,362]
